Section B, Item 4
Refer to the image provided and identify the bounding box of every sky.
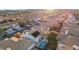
[0,0,79,9]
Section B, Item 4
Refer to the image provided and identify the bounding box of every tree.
[76,21,79,25]
[49,22,63,32]
[19,22,25,27]
[47,31,58,50]
[14,32,21,38]
[0,27,7,36]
